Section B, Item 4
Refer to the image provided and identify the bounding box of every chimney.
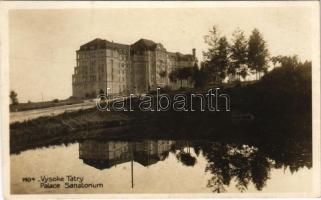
[192,48,196,59]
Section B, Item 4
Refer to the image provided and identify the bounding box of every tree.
[270,55,282,70]
[230,28,248,80]
[99,89,105,100]
[191,63,205,88]
[10,90,18,105]
[203,25,221,61]
[178,67,193,79]
[190,62,209,88]
[99,89,105,95]
[248,29,269,80]
[213,36,230,83]
[169,69,178,83]
[271,55,299,71]
[203,26,221,84]
[159,70,167,78]
[169,67,193,88]
[203,26,230,85]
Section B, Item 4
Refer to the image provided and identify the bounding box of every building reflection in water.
[79,140,175,188]
[79,140,175,169]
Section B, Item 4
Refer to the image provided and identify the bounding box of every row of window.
[77,59,105,67]
[73,75,127,84]
[77,49,129,59]
[110,68,126,82]
[74,67,126,83]
[74,65,105,75]
[77,59,129,68]
[73,84,127,93]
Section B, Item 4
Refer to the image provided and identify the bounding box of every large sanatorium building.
[72,38,197,98]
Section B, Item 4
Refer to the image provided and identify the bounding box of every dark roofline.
[78,38,197,60]
[130,38,158,51]
[79,38,129,51]
[167,51,195,61]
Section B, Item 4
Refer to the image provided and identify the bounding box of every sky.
[9,3,316,103]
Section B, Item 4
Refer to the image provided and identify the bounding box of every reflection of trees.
[172,140,310,193]
[174,141,197,167]
[190,136,311,193]
[176,152,197,166]
[260,139,312,174]
[204,143,232,193]
[249,153,271,190]
[198,142,273,193]
[161,151,170,160]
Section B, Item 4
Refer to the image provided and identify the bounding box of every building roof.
[82,157,131,170]
[79,38,129,51]
[78,38,196,62]
[168,51,195,62]
[176,53,194,62]
[133,153,160,166]
[130,38,157,51]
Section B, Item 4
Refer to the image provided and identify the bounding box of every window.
[111,60,114,81]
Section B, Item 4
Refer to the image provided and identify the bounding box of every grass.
[10,98,84,112]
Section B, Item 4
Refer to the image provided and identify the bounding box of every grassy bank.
[10,98,84,112]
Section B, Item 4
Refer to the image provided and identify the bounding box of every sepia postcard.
[0,1,320,199]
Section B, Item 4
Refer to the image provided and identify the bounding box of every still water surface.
[11,139,312,194]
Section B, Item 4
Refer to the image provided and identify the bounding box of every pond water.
[11,139,312,194]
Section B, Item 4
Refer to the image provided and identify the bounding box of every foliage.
[191,63,206,88]
[202,26,272,84]
[169,67,193,88]
[159,70,167,78]
[10,90,19,105]
[203,26,230,85]
[230,28,249,79]
[247,29,269,79]
[99,89,105,95]
[203,25,221,60]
